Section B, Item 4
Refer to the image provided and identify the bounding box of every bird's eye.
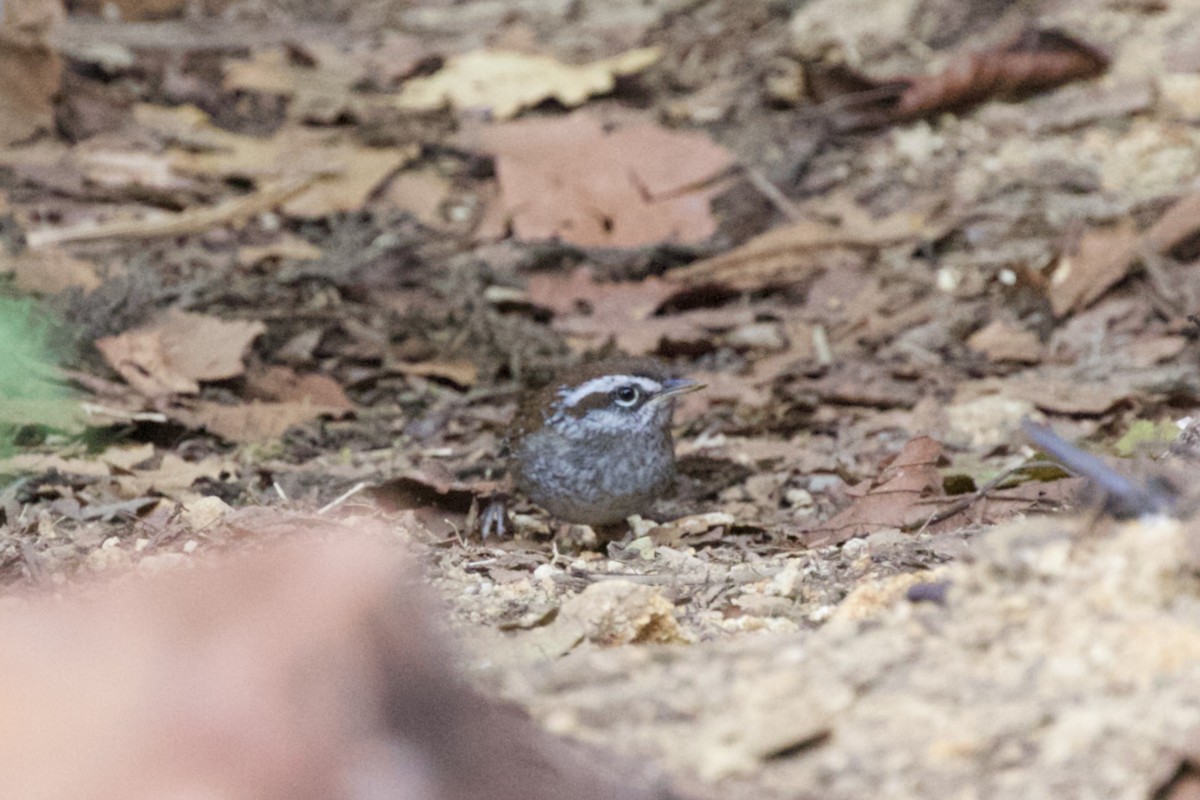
[614,385,640,407]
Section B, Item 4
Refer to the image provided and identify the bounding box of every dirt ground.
[3,0,1200,797]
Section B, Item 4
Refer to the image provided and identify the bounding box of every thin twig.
[318,481,368,514]
[741,165,803,222]
[913,463,1030,534]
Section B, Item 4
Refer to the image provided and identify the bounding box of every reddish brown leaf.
[1143,192,1200,260]
[1048,221,1139,317]
[812,28,1109,130]
[172,400,348,444]
[805,437,946,547]
[0,29,62,147]
[966,320,1043,364]
[467,114,733,248]
[244,366,354,410]
[95,310,266,398]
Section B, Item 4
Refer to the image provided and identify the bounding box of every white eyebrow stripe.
[557,374,662,408]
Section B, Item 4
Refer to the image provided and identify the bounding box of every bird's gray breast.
[512,426,676,525]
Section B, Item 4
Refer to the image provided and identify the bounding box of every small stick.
[318,481,368,514]
[742,166,803,222]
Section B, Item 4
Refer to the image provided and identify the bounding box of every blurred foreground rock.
[0,520,677,800]
[484,514,1200,798]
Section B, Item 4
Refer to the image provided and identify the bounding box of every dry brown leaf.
[1040,192,1200,316]
[0,246,100,293]
[1048,220,1139,316]
[469,114,732,248]
[811,28,1109,130]
[244,366,354,410]
[168,126,417,219]
[0,27,62,147]
[391,359,479,389]
[525,267,680,353]
[805,436,945,547]
[671,195,937,289]
[173,400,347,443]
[24,178,314,249]
[1143,192,1200,258]
[112,453,229,499]
[674,369,772,424]
[380,169,453,228]
[224,44,367,123]
[396,47,661,120]
[95,310,266,398]
[364,31,432,87]
[960,369,1144,416]
[966,320,1042,364]
[237,235,323,267]
[0,452,113,478]
[280,140,416,218]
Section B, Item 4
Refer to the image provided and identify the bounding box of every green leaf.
[1114,419,1179,457]
[0,298,83,453]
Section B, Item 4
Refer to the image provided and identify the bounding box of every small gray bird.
[481,358,701,537]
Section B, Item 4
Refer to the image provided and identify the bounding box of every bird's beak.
[656,378,705,401]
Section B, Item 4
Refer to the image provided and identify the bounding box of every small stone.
[784,488,814,508]
[726,322,787,352]
[623,536,656,561]
[841,538,869,560]
[626,515,658,538]
[181,496,233,531]
[531,563,558,583]
[767,559,807,599]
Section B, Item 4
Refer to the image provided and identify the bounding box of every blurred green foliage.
[0,297,81,456]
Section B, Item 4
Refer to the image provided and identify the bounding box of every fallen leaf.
[1023,79,1155,134]
[244,366,353,410]
[363,31,432,87]
[805,436,945,547]
[112,453,230,499]
[0,245,101,294]
[174,399,346,443]
[1048,220,1139,316]
[224,43,367,123]
[390,359,479,389]
[380,168,453,228]
[469,114,733,247]
[0,452,113,478]
[811,27,1108,130]
[959,365,1175,416]
[525,267,674,351]
[1115,419,1180,457]
[169,127,417,219]
[237,235,323,267]
[95,310,266,397]
[127,103,417,219]
[670,194,938,288]
[966,320,1042,364]
[0,28,62,146]
[1143,192,1200,260]
[396,47,661,120]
